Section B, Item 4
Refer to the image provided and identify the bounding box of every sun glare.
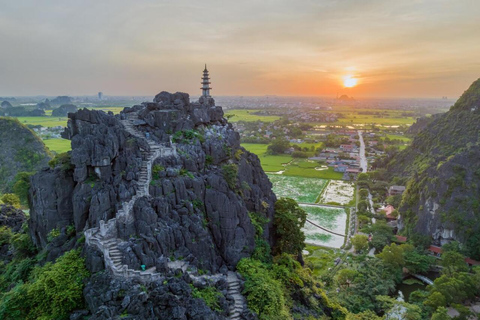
[343,75,358,88]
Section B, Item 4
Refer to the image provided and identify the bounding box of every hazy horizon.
[1,0,479,98]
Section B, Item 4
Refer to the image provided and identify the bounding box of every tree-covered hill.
[0,117,52,194]
[387,78,480,258]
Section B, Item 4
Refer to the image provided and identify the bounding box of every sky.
[1,0,480,98]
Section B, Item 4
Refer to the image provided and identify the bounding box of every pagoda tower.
[201,64,212,97]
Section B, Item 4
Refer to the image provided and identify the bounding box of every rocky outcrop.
[0,118,51,193]
[52,104,78,117]
[29,91,276,319]
[389,78,480,254]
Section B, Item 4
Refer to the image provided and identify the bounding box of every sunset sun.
[343,75,358,88]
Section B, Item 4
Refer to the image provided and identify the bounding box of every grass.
[241,143,292,172]
[267,175,327,203]
[225,109,281,122]
[16,116,69,128]
[13,106,124,128]
[283,159,344,179]
[303,245,338,277]
[43,138,71,154]
[382,134,412,142]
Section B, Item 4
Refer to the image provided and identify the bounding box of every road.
[358,130,368,173]
[358,130,376,222]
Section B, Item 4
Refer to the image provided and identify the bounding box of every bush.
[237,258,290,320]
[190,285,223,312]
[273,198,307,256]
[48,152,73,171]
[1,194,21,208]
[222,164,238,189]
[12,172,33,206]
[47,228,61,242]
[0,226,13,246]
[0,250,90,320]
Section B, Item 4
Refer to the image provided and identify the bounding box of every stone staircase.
[84,111,175,282]
[84,111,246,318]
[227,271,246,320]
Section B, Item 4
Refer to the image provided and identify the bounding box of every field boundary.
[315,179,330,204]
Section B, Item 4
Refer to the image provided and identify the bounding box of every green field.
[383,134,412,142]
[225,109,280,122]
[267,175,328,203]
[44,138,71,154]
[241,143,292,171]
[14,106,124,128]
[16,116,69,128]
[283,160,344,179]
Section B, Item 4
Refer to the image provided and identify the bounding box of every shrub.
[12,172,33,206]
[0,226,13,246]
[47,228,61,242]
[48,152,73,171]
[222,164,238,189]
[237,258,290,320]
[1,194,21,208]
[152,165,165,180]
[0,250,90,320]
[190,285,223,312]
[273,198,306,256]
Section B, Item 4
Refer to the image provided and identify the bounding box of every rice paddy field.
[224,109,280,122]
[43,138,71,154]
[301,205,347,248]
[318,180,355,205]
[267,174,327,203]
[242,143,292,172]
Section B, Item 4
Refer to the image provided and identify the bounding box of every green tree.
[351,234,369,253]
[431,307,449,320]
[12,172,33,206]
[346,310,382,320]
[423,291,447,310]
[0,194,21,208]
[336,269,357,289]
[441,251,468,276]
[376,243,405,269]
[403,249,434,274]
[273,198,307,256]
[267,138,291,155]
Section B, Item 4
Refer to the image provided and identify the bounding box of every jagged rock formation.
[52,104,78,117]
[0,118,52,193]
[388,78,480,255]
[29,91,276,319]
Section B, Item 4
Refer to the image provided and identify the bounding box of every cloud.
[0,0,479,97]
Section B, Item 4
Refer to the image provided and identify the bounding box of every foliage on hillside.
[386,78,480,257]
[0,117,51,194]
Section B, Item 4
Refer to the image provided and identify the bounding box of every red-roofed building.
[395,235,407,242]
[465,257,480,266]
[428,245,443,257]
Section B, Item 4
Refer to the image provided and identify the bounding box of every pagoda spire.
[201,64,212,97]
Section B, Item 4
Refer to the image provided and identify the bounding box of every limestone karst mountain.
[0,118,52,194]
[388,78,480,258]
[29,92,277,319]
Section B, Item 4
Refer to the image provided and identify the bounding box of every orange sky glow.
[1,1,480,98]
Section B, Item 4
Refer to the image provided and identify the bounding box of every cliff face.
[0,118,51,193]
[388,79,480,254]
[29,92,276,319]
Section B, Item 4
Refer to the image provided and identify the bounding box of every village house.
[388,185,406,196]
